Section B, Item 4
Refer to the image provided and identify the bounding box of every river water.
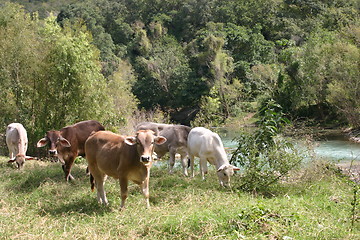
[311,132,360,162]
[216,128,360,163]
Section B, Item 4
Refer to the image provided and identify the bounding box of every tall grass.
[0,156,358,239]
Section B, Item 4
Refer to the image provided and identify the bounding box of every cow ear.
[8,158,16,163]
[58,137,71,147]
[155,136,167,145]
[37,138,48,147]
[125,136,137,145]
[217,164,226,172]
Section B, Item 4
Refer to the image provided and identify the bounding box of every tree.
[187,22,238,124]
[326,28,360,127]
[275,27,360,126]
[0,4,113,153]
[56,0,130,77]
[33,16,112,139]
[132,21,194,110]
[106,60,139,129]
[0,2,43,132]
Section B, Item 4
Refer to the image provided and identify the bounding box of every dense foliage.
[0,0,359,153]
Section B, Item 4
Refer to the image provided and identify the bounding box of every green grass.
[0,156,359,239]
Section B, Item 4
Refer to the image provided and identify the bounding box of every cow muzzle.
[140,155,151,163]
[16,161,25,170]
[49,150,57,156]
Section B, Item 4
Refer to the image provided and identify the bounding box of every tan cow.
[85,130,167,209]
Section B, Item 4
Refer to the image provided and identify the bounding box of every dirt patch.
[336,161,360,184]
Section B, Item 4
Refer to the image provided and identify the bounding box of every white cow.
[6,123,34,169]
[188,127,240,187]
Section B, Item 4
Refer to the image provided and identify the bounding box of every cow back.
[136,122,165,136]
[85,131,141,179]
[6,123,28,153]
[188,127,227,163]
[60,120,105,156]
[158,125,190,148]
[6,125,20,146]
[136,122,191,155]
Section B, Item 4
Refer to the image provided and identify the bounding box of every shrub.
[231,100,303,193]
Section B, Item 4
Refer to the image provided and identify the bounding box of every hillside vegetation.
[0,0,359,155]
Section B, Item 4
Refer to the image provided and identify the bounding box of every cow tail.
[90,173,95,192]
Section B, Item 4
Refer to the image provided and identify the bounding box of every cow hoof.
[66,175,75,181]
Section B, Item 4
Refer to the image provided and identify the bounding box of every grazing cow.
[136,122,192,176]
[85,130,167,208]
[37,120,105,181]
[187,127,240,187]
[6,123,34,169]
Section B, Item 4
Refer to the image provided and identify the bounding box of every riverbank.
[347,128,360,143]
[337,161,360,184]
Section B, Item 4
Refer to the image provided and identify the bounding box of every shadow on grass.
[5,162,89,193]
[38,195,112,217]
[149,167,236,206]
[151,166,235,191]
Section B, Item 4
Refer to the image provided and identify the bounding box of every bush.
[231,100,303,193]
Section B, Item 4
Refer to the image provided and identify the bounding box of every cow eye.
[223,173,227,176]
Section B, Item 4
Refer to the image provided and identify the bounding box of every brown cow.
[37,120,105,181]
[85,130,166,209]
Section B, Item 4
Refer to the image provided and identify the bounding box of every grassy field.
[0,156,359,239]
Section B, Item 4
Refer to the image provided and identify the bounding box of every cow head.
[37,130,71,158]
[217,164,241,187]
[8,154,35,169]
[125,130,167,165]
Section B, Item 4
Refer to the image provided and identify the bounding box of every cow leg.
[62,164,75,181]
[9,145,18,160]
[119,178,128,209]
[168,149,176,174]
[8,146,14,159]
[96,175,108,205]
[180,154,189,177]
[199,157,208,180]
[188,154,195,178]
[62,156,75,181]
[88,163,108,204]
[141,167,151,208]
